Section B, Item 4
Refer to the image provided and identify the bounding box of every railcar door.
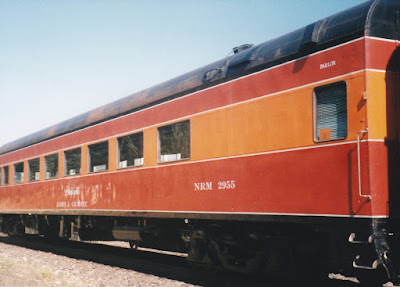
[386,44,400,219]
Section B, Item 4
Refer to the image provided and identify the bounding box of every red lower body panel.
[0,142,388,217]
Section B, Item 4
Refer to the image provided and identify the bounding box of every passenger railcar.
[1,0,400,284]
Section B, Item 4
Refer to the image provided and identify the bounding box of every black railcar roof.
[1,0,399,155]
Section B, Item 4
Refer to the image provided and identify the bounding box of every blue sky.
[0,0,367,148]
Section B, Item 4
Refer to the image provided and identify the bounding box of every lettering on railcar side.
[64,186,80,198]
[57,185,87,208]
[218,180,236,190]
[71,201,88,207]
[57,200,87,208]
[194,182,213,191]
[194,180,236,191]
[320,60,336,69]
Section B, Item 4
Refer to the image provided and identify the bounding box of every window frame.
[28,158,40,182]
[3,166,9,186]
[117,132,144,169]
[313,81,348,143]
[44,153,59,179]
[157,120,191,164]
[64,147,82,176]
[14,162,24,184]
[88,141,109,173]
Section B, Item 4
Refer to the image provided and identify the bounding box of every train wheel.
[5,217,24,237]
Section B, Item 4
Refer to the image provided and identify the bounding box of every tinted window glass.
[14,162,24,184]
[3,166,9,186]
[45,154,58,179]
[158,120,190,163]
[64,148,81,176]
[314,82,347,142]
[28,158,40,182]
[88,141,108,172]
[118,132,143,168]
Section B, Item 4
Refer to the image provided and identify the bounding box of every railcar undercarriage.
[2,213,399,285]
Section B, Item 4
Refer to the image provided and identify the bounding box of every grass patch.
[35,267,54,280]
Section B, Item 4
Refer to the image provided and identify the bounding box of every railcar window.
[64,148,81,176]
[117,132,143,168]
[88,141,108,172]
[14,162,24,184]
[158,120,190,163]
[3,166,9,186]
[28,158,40,182]
[45,154,58,179]
[314,82,347,142]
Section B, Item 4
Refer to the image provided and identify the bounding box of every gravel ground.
[0,233,196,287]
[0,232,397,287]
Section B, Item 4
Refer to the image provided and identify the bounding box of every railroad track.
[0,233,370,287]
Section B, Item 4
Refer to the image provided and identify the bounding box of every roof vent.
[233,44,254,54]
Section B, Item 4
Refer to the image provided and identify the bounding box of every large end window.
[14,162,24,184]
[158,120,190,163]
[65,148,81,176]
[3,166,9,186]
[314,82,347,142]
[28,158,40,182]
[88,141,108,172]
[117,132,143,168]
[45,154,58,179]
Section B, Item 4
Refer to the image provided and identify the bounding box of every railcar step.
[353,255,382,270]
[348,233,374,244]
